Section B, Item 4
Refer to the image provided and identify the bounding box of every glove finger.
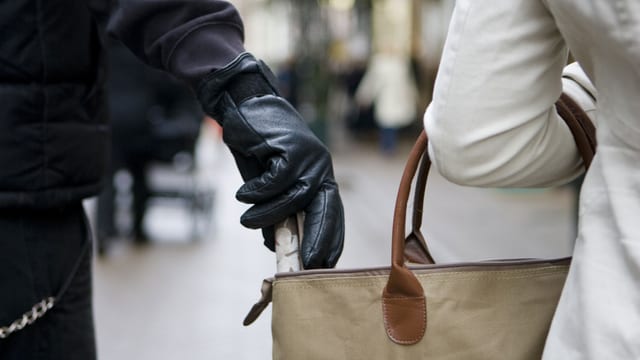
[229,149,265,181]
[235,156,298,204]
[240,181,314,229]
[300,182,345,269]
[262,226,276,252]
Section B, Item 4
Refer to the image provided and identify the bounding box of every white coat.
[356,53,418,129]
[423,0,640,358]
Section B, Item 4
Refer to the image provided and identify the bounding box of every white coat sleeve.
[423,0,586,187]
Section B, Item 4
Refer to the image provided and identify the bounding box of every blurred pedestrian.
[95,38,202,252]
[356,51,418,155]
[424,0,638,358]
[0,1,344,359]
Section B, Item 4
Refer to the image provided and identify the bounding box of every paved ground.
[90,126,577,359]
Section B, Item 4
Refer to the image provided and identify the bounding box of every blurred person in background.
[355,50,418,155]
[276,57,300,109]
[424,0,638,358]
[95,38,202,253]
[0,1,344,359]
[342,60,377,135]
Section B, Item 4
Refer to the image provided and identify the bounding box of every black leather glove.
[197,53,344,269]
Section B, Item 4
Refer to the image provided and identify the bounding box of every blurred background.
[87,0,579,358]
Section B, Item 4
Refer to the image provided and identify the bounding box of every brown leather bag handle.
[556,93,597,168]
[385,94,597,344]
[403,149,435,265]
[404,93,597,265]
[382,131,428,345]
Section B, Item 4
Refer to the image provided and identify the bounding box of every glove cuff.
[225,72,275,105]
[197,52,280,122]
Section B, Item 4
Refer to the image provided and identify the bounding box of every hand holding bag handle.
[384,93,597,344]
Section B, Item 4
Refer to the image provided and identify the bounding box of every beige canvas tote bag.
[244,94,595,360]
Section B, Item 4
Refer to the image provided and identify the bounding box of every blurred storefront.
[231,0,455,145]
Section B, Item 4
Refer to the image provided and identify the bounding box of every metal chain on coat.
[0,297,55,339]
[0,207,93,339]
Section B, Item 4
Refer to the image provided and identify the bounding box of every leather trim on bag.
[382,291,427,345]
[243,278,274,326]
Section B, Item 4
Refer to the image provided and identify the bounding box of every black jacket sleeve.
[104,0,246,87]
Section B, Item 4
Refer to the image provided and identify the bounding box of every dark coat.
[0,0,108,208]
[0,0,245,209]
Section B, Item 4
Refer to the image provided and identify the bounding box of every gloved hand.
[197,53,344,269]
